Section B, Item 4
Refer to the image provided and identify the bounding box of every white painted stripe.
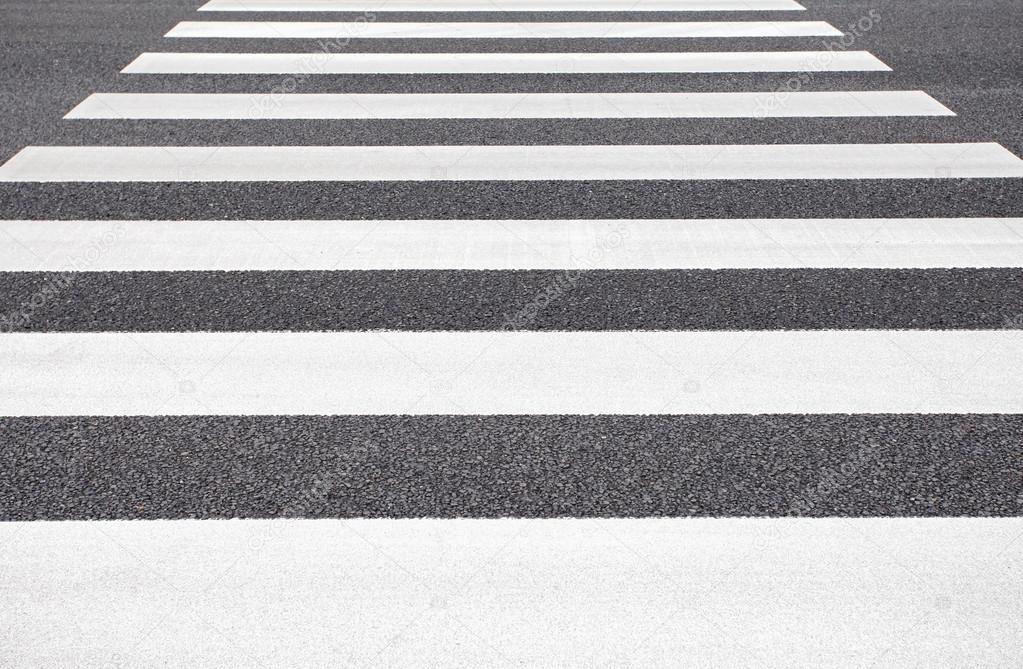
[1,331,1020,415]
[65,91,955,120]
[2,519,1021,667]
[2,144,1020,182]
[120,50,890,74]
[2,218,1021,271]
[166,20,840,38]
[198,0,808,11]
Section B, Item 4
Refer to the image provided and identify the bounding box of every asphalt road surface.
[0,0,1021,666]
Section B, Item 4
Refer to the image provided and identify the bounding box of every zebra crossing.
[66,90,956,118]
[164,19,846,38]
[6,143,1021,181]
[196,0,809,10]
[4,218,1019,270]
[116,50,893,74]
[3,330,1023,414]
[6,518,1020,666]
[1,0,1022,665]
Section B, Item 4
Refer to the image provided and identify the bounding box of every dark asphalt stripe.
[1,179,1019,220]
[46,118,984,147]
[2,269,1020,331]
[2,414,1020,519]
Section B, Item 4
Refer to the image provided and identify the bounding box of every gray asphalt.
[1,0,1021,219]
[2,180,1019,220]
[0,0,1020,520]
[2,415,1021,519]
[2,269,1021,331]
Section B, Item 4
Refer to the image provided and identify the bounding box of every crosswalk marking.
[2,331,1021,415]
[2,143,1019,182]
[64,91,955,119]
[3,218,1021,271]
[2,518,1017,666]
[165,20,841,39]
[197,0,808,11]
[4,0,1023,660]
[120,50,891,74]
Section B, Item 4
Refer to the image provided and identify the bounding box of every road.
[0,0,1021,666]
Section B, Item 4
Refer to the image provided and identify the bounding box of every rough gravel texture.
[0,0,1020,520]
[1,268,1021,331]
[2,415,1021,519]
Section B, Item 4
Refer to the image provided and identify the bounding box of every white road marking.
[1,143,1020,182]
[198,0,808,11]
[64,91,955,119]
[120,50,891,74]
[166,20,840,38]
[2,518,1020,667]
[1,331,1021,415]
[2,218,1021,271]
